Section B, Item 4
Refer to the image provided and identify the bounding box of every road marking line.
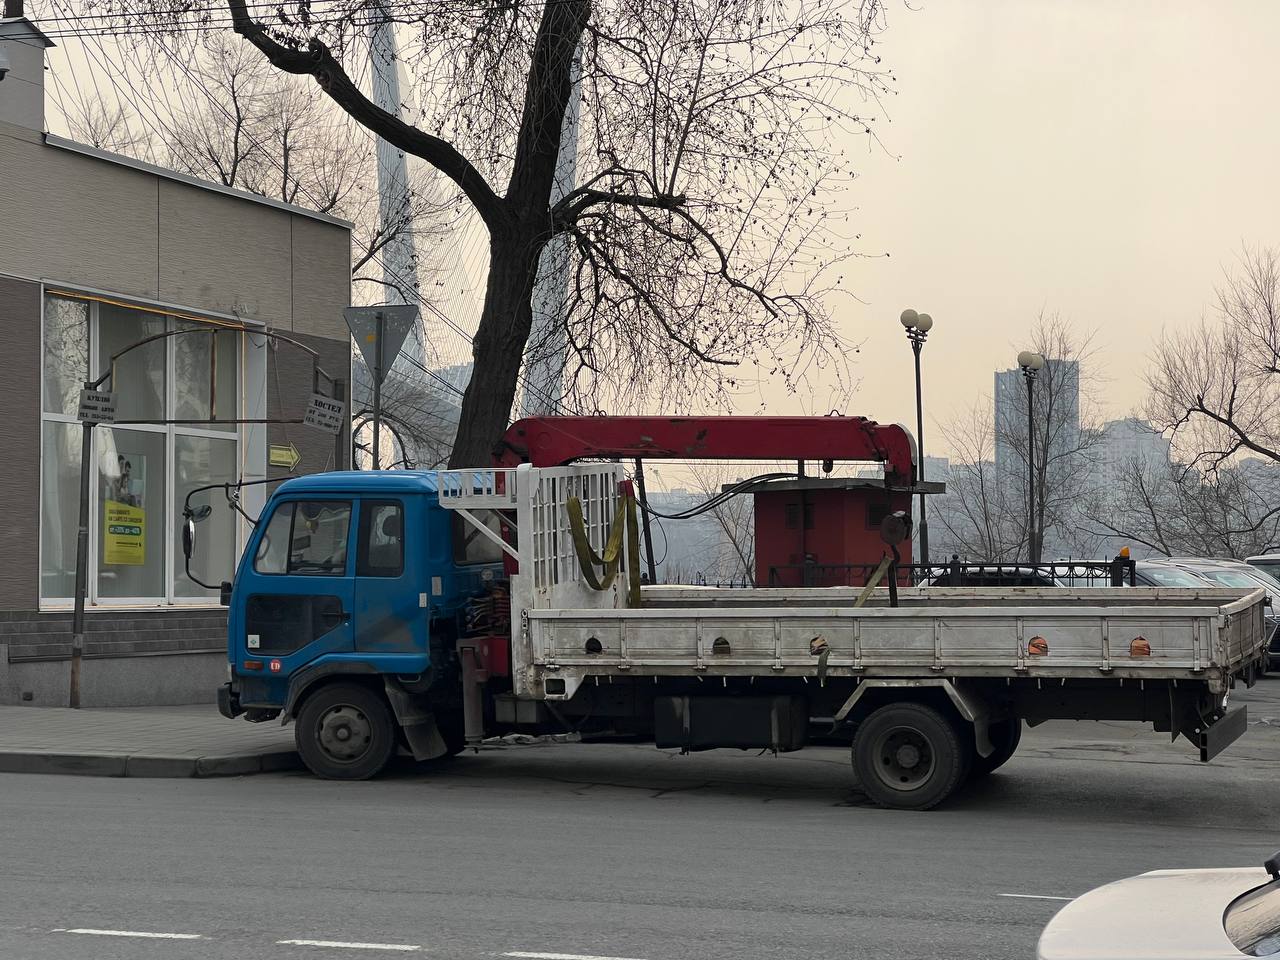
[998,894,1074,901]
[503,953,648,960]
[55,928,204,940]
[278,940,422,952]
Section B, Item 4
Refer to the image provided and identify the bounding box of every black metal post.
[1024,369,1038,565]
[69,402,96,709]
[910,337,930,566]
[332,378,347,470]
[633,458,659,585]
[372,310,384,470]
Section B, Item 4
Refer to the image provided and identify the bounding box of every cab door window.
[253,501,352,576]
[357,501,404,577]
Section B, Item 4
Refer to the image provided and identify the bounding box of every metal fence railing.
[763,556,1137,589]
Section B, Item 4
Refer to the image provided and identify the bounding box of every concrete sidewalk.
[0,703,300,777]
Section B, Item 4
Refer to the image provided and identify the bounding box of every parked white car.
[1038,856,1280,959]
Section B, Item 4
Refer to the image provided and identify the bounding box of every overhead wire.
[638,472,798,521]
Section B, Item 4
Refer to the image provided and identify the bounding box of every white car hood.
[1038,867,1270,960]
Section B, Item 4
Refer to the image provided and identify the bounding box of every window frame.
[38,288,250,610]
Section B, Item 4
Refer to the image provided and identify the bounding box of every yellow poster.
[104,500,146,566]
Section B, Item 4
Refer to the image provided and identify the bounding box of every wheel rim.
[871,724,937,792]
[316,704,374,763]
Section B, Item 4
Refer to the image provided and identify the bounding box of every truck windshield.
[254,501,352,576]
[1225,879,1280,956]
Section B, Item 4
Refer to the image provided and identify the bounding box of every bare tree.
[354,368,463,470]
[1147,245,1280,475]
[934,314,1104,563]
[931,401,1024,563]
[996,313,1105,562]
[60,96,148,155]
[93,0,894,467]
[1085,452,1280,559]
[685,464,756,583]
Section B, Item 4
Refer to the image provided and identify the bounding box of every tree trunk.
[448,230,545,468]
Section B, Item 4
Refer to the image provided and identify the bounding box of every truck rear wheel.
[295,683,397,780]
[971,718,1022,778]
[851,702,970,810]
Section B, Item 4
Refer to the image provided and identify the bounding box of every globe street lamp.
[1017,350,1045,564]
[900,309,934,566]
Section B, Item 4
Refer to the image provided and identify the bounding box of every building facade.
[0,16,352,705]
[1095,417,1172,485]
[994,359,1081,487]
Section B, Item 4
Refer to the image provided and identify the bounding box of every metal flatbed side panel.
[520,598,1267,700]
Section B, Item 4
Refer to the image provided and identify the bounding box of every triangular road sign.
[344,305,420,386]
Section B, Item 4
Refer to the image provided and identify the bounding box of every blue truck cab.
[215,470,504,777]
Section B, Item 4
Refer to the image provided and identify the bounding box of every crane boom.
[495,415,918,486]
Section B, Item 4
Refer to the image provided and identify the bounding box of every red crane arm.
[495,416,918,486]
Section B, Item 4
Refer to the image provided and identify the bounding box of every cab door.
[352,498,429,657]
[234,498,356,676]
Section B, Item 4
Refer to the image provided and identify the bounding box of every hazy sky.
[823,0,1280,457]
[34,2,1280,463]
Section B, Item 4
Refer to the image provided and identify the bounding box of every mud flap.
[1198,704,1248,762]
[382,678,449,761]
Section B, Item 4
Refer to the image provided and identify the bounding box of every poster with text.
[103,453,146,566]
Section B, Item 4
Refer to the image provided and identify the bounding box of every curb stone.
[0,749,302,778]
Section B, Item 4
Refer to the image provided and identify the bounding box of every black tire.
[295,683,397,780]
[851,702,970,810]
[971,718,1022,778]
[433,710,468,759]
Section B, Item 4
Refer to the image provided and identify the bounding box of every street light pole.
[900,309,934,567]
[1017,351,1045,565]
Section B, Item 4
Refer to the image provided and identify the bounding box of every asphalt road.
[5,682,1280,960]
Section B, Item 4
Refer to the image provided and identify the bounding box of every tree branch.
[225,0,507,230]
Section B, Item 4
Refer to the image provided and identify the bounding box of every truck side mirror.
[219,581,233,606]
[182,504,212,561]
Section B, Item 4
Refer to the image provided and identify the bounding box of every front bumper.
[217,682,243,720]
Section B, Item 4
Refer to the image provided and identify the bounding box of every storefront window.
[98,303,166,423]
[175,320,238,432]
[43,295,88,416]
[38,291,247,607]
[174,435,238,598]
[39,420,81,598]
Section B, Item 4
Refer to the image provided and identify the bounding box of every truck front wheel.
[295,683,397,780]
[851,702,970,810]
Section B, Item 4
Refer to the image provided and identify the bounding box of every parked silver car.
[1249,554,1280,583]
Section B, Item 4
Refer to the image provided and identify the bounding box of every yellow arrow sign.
[269,443,301,471]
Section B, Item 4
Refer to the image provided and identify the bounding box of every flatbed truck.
[212,458,1268,810]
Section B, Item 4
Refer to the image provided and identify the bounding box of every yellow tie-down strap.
[566,492,642,607]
